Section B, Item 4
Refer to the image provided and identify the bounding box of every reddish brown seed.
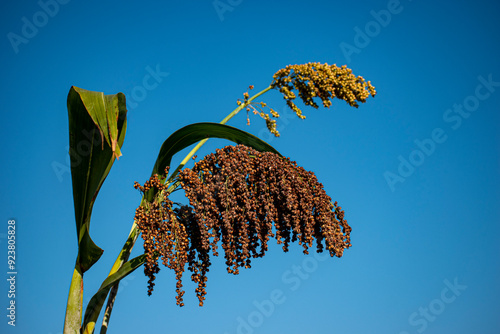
[134,144,351,307]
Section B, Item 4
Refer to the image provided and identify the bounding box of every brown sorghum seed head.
[135,145,351,307]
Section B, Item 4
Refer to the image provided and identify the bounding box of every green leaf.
[67,86,127,272]
[82,255,146,334]
[152,122,280,177]
[147,122,281,201]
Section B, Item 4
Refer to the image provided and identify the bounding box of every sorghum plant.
[63,62,375,334]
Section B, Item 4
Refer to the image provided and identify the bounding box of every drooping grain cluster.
[134,145,351,307]
[271,62,376,119]
[238,63,376,136]
[133,172,191,306]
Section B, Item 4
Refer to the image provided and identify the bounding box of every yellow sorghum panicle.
[271,62,376,118]
[135,145,351,307]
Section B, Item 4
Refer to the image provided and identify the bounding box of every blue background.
[1,0,499,333]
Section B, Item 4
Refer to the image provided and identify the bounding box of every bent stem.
[167,85,272,182]
[96,85,273,333]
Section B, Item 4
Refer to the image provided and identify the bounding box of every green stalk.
[167,85,272,182]
[99,286,116,334]
[93,85,273,333]
[99,223,140,333]
[63,265,84,334]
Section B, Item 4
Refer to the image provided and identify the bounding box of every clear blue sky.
[1,0,499,333]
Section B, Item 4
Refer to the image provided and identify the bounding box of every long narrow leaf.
[82,255,146,333]
[151,122,280,177]
[67,86,127,272]
[146,122,280,202]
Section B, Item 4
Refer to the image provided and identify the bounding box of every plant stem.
[63,264,83,334]
[99,222,140,333]
[99,285,117,334]
[95,85,273,332]
[167,85,272,182]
